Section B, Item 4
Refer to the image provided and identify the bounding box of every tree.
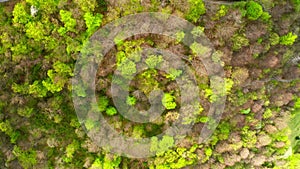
[162,93,177,110]
[186,0,206,23]
[58,10,77,35]
[84,12,102,36]
[245,1,263,20]
[12,3,32,25]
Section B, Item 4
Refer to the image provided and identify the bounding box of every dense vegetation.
[0,0,299,168]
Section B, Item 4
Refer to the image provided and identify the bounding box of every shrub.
[186,0,206,23]
[280,32,298,46]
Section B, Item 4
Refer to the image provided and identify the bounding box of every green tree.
[292,0,300,12]
[245,1,263,20]
[162,93,177,110]
[25,21,46,41]
[231,34,249,51]
[186,0,206,23]
[12,3,31,25]
[117,59,137,78]
[145,55,163,69]
[84,12,103,36]
[12,146,37,169]
[98,95,109,112]
[25,0,59,14]
[280,32,298,46]
[106,106,117,116]
[58,10,77,35]
[126,95,137,106]
[150,135,174,154]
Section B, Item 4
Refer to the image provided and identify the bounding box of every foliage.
[12,3,31,25]
[292,0,300,12]
[90,155,121,169]
[132,125,145,138]
[42,61,74,93]
[190,42,211,56]
[150,145,198,169]
[288,153,300,169]
[1,0,299,168]
[231,34,250,51]
[138,69,159,95]
[85,118,97,130]
[204,78,233,102]
[117,59,137,78]
[145,55,163,69]
[186,0,206,23]
[280,32,298,46]
[75,0,97,12]
[105,106,117,116]
[217,122,231,140]
[58,10,77,35]
[150,135,175,154]
[269,32,280,45]
[17,107,34,118]
[245,1,263,20]
[241,126,257,148]
[213,5,228,20]
[126,95,137,106]
[116,39,144,65]
[84,12,103,37]
[0,120,20,143]
[98,95,109,112]
[263,108,273,119]
[162,93,177,110]
[260,11,271,22]
[240,108,251,115]
[28,81,48,97]
[191,26,205,37]
[25,0,59,14]
[175,31,185,44]
[63,140,80,163]
[13,146,37,169]
[165,68,183,80]
[289,97,300,153]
